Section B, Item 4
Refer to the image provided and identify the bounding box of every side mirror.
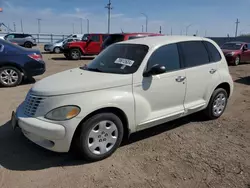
[143,64,166,77]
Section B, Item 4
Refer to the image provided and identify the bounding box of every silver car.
[4,33,37,48]
[44,36,82,54]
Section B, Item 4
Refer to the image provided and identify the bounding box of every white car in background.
[44,37,81,53]
[12,36,233,162]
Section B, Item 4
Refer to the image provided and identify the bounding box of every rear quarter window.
[203,41,222,62]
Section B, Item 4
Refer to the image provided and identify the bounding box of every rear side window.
[147,43,180,72]
[14,34,24,38]
[204,41,221,62]
[102,35,109,42]
[179,41,210,68]
[91,34,100,42]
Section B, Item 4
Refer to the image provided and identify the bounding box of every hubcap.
[88,120,118,155]
[235,57,240,65]
[0,69,19,85]
[55,48,60,53]
[71,51,79,59]
[213,93,226,116]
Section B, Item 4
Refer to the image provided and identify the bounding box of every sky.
[0,0,250,37]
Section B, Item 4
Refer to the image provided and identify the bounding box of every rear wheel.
[70,49,81,60]
[24,42,32,48]
[0,66,22,87]
[74,113,124,161]
[204,88,228,120]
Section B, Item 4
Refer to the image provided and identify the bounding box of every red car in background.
[221,41,250,66]
[63,33,109,60]
[101,33,164,51]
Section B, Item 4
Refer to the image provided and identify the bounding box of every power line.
[105,0,113,33]
[235,18,240,37]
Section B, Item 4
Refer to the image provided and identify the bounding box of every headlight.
[45,106,80,121]
[227,52,235,56]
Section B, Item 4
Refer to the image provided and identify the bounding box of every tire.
[70,49,81,60]
[24,42,32,48]
[64,53,71,60]
[234,56,240,66]
[54,47,61,54]
[74,113,124,162]
[0,66,22,87]
[204,88,228,120]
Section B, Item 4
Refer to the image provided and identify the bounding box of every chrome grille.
[24,94,46,117]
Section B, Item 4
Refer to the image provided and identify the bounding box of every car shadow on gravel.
[235,76,250,85]
[0,113,207,171]
[51,57,95,61]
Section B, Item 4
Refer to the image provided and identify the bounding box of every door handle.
[209,69,217,74]
[176,76,186,82]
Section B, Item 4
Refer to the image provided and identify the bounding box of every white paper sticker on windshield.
[114,58,135,67]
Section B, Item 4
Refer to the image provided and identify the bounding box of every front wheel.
[70,49,81,60]
[204,88,228,120]
[234,56,240,66]
[0,66,22,87]
[54,47,61,54]
[74,113,124,162]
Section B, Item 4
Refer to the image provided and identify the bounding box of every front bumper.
[16,103,71,152]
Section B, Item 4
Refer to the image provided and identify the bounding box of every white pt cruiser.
[12,36,234,161]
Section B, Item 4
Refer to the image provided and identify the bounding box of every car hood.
[30,68,132,96]
[222,49,241,54]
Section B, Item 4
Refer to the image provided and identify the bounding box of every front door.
[85,34,101,55]
[133,43,186,131]
[179,41,221,113]
[241,44,250,62]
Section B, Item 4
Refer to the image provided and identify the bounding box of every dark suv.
[4,33,37,48]
[101,33,163,51]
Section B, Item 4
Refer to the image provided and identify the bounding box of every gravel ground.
[0,47,249,188]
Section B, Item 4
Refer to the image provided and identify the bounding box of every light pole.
[80,18,83,34]
[20,19,23,33]
[185,24,192,35]
[37,18,41,33]
[72,23,75,33]
[141,13,148,32]
[86,19,89,33]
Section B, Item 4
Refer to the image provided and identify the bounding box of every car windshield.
[81,44,149,74]
[55,39,64,43]
[102,34,125,47]
[221,43,243,50]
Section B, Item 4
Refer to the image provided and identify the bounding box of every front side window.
[6,34,14,39]
[102,34,125,46]
[179,41,210,68]
[91,34,100,42]
[147,44,180,72]
[204,41,222,62]
[81,44,149,74]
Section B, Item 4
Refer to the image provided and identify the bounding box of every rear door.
[180,41,220,114]
[85,34,101,54]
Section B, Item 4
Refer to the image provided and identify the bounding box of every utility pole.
[205,30,207,37]
[171,27,173,35]
[196,30,198,36]
[235,18,240,37]
[186,24,192,35]
[13,22,16,32]
[87,19,89,33]
[72,23,75,33]
[105,0,113,33]
[37,18,41,33]
[141,13,148,32]
[20,19,23,32]
[159,26,162,34]
[142,25,144,32]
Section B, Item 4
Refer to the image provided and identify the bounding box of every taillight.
[28,53,43,61]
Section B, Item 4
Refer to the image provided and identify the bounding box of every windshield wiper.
[85,67,103,72]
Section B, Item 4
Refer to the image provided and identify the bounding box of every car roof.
[225,41,246,44]
[110,32,162,36]
[118,35,212,48]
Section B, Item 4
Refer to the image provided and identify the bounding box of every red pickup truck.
[62,33,109,60]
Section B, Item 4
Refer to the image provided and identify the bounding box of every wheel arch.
[0,63,24,75]
[70,47,84,55]
[215,82,231,98]
[71,107,130,149]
